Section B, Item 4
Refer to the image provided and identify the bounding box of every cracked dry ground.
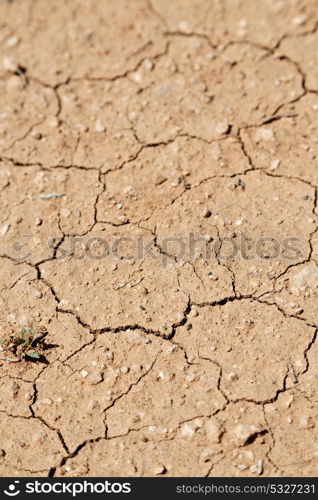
[1,0,318,479]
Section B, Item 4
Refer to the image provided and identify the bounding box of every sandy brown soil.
[0,0,318,478]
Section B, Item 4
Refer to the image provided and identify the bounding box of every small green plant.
[16,328,42,360]
[0,326,49,363]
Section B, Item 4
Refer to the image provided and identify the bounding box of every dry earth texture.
[1,0,318,478]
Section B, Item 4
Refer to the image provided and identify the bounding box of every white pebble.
[47,116,60,128]
[95,119,106,133]
[250,459,263,475]
[292,15,308,26]
[232,424,262,446]
[269,159,281,171]
[215,121,230,135]
[0,224,10,236]
[2,56,18,72]
[181,423,195,438]
[205,419,222,443]
[255,127,274,142]
[7,35,20,48]
[153,465,166,475]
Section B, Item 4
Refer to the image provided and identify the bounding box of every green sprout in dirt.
[15,328,44,360]
[0,326,50,363]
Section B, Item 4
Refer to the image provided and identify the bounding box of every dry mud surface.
[0,0,318,478]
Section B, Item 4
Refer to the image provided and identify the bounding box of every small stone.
[299,415,314,429]
[181,423,195,438]
[132,364,142,373]
[41,398,52,405]
[205,419,223,443]
[40,192,65,199]
[60,208,71,218]
[47,116,60,128]
[239,19,248,28]
[155,175,167,186]
[265,404,277,413]
[203,234,213,242]
[162,398,173,408]
[157,370,167,379]
[285,394,294,408]
[236,463,248,471]
[193,418,203,429]
[232,424,263,446]
[269,159,281,171]
[2,56,19,72]
[207,51,216,60]
[189,308,198,317]
[215,121,231,135]
[10,381,19,396]
[131,71,142,83]
[178,20,191,32]
[5,74,22,91]
[76,123,89,133]
[202,208,212,218]
[34,291,43,298]
[0,224,10,236]
[153,464,166,475]
[87,400,98,410]
[32,431,46,444]
[7,35,20,48]
[167,344,176,354]
[95,119,106,132]
[255,127,274,142]
[208,272,218,281]
[90,371,104,385]
[81,370,89,378]
[290,266,318,295]
[292,14,308,26]
[250,459,263,475]
[123,185,134,193]
[142,58,155,71]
